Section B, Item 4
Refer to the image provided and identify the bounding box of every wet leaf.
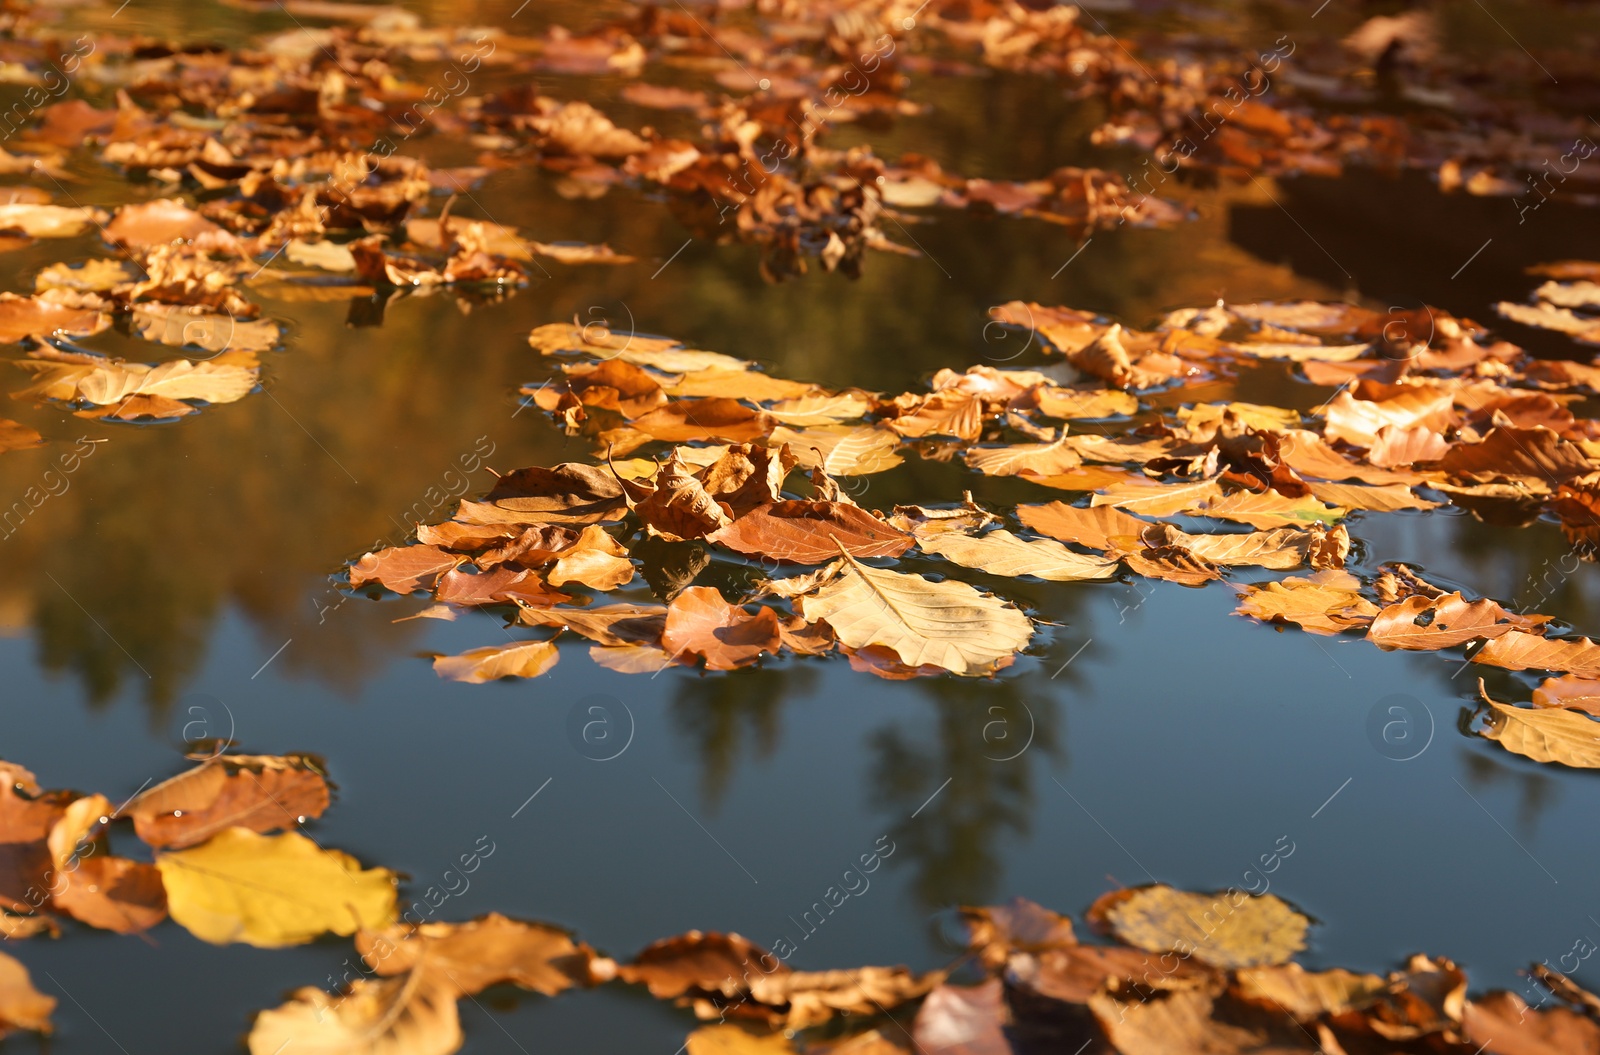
[917,529,1117,581]
[0,952,53,1040]
[1479,689,1600,768]
[129,754,331,850]
[797,550,1032,676]
[350,545,462,595]
[1474,631,1600,678]
[911,980,1010,1055]
[768,425,903,474]
[662,587,782,670]
[519,603,667,646]
[0,295,110,344]
[247,972,461,1055]
[1015,501,1151,551]
[963,436,1083,476]
[546,525,635,590]
[433,640,560,683]
[470,463,627,526]
[1234,571,1379,635]
[632,399,776,444]
[709,501,913,564]
[357,913,610,996]
[158,827,398,947]
[46,795,167,934]
[1368,593,1549,651]
[1088,884,1310,968]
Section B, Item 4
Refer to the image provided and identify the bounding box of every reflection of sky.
[10,557,1600,1049]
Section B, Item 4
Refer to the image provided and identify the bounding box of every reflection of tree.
[1457,748,1562,839]
[669,664,818,811]
[870,674,1064,911]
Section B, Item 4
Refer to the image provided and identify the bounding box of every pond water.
[6,0,1600,1051]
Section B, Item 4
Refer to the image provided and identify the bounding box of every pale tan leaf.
[916,529,1117,581]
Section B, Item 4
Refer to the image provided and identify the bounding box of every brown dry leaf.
[0,419,42,452]
[963,436,1082,476]
[620,931,784,999]
[1015,501,1151,551]
[632,450,735,542]
[0,951,54,1040]
[1479,686,1600,768]
[685,1026,798,1055]
[246,972,461,1055]
[350,545,462,595]
[0,762,69,914]
[46,795,167,933]
[105,199,232,248]
[666,371,818,403]
[797,550,1032,676]
[710,501,912,565]
[0,295,110,344]
[1090,478,1225,517]
[546,525,635,590]
[1369,424,1450,468]
[590,644,681,673]
[911,980,1010,1055]
[520,603,666,646]
[129,754,331,850]
[1231,963,1386,1022]
[471,463,627,526]
[882,390,984,442]
[1303,480,1438,512]
[1088,885,1309,969]
[1368,593,1549,651]
[434,566,574,607]
[1088,985,1326,1055]
[768,425,902,475]
[917,529,1117,581]
[1028,385,1139,420]
[696,444,794,519]
[1187,489,1346,529]
[433,640,560,683]
[357,913,610,996]
[537,360,666,418]
[0,203,104,238]
[1149,524,1318,570]
[632,399,775,444]
[766,393,872,426]
[1462,991,1600,1055]
[1474,631,1600,679]
[844,644,947,680]
[662,587,782,670]
[1278,430,1419,485]
[130,304,280,355]
[529,240,635,265]
[1115,543,1222,587]
[1235,571,1380,635]
[1533,676,1600,716]
[959,897,1077,970]
[1440,426,1593,484]
[747,967,947,1030]
[1324,387,1455,447]
[16,356,257,407]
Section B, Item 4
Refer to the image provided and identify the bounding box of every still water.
[6,0,1600,1050]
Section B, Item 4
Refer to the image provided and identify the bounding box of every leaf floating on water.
[129,753,332,849]
[710,501,912,565]
[797,550,1032,676]
[247,972,461,1055]
[0,952,54,1040]
[1088,884,1310,969]
[917,529,1117,582]
[356,913,612,996]
[1368,592,1549,651]
[158,828,398,948]
[661,586,782,671]
[1234,572,1379,635]
[1478,683,1600,768]
[45,795,167,934]
[433,640,560,683]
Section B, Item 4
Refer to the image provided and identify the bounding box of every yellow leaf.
[916,529,1117,581]
[158,828,398,948]
[248,973,461,1055]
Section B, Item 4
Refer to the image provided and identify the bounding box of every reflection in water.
[670,666,818,809]
[872,677,1063,912]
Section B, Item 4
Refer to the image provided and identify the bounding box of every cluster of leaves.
[11,777,1594,1055]
[342,292,1600,764]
